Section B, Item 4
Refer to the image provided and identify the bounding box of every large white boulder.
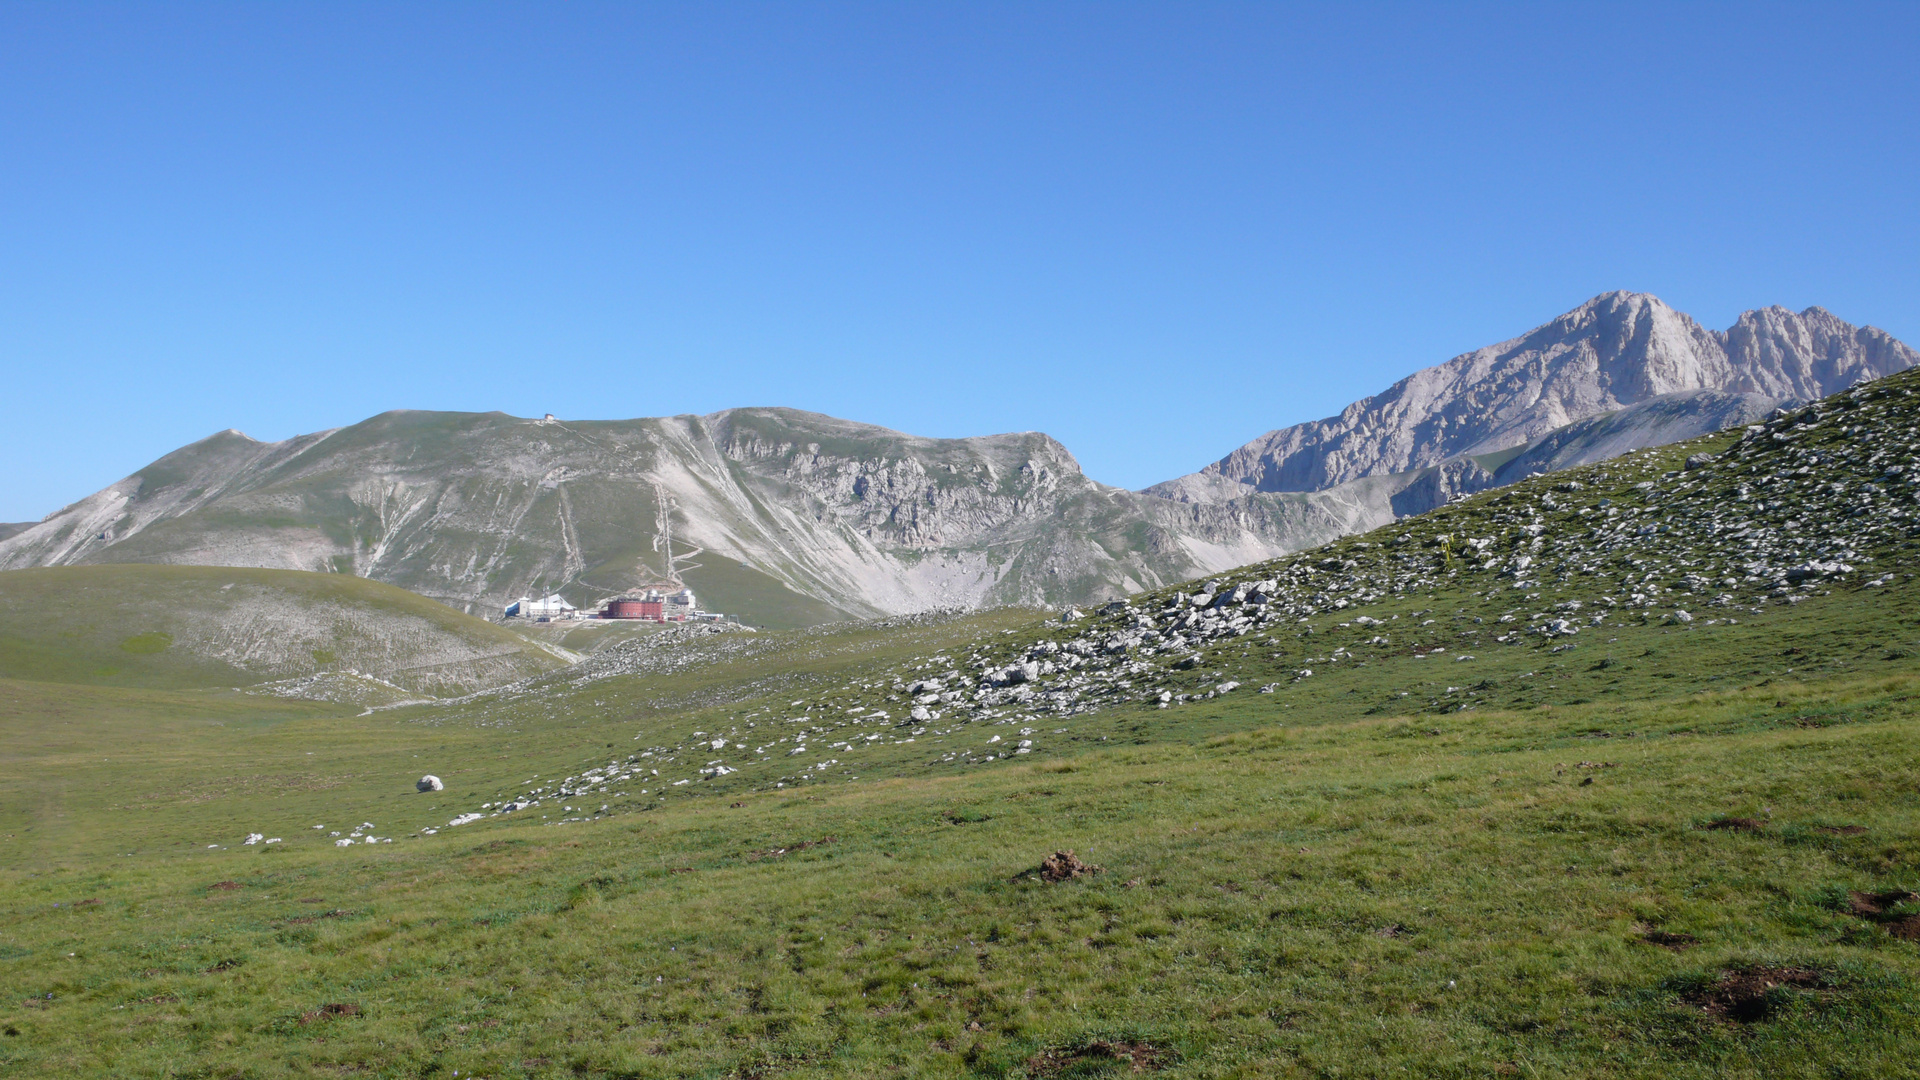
[416,775,445,792]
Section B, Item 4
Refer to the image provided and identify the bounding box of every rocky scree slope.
[1150,292,1916,502]
[964,368,1920,719]
[414,365,1920,831]
[0,410,1485,626]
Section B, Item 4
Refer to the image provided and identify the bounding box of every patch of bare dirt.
[205,958,242,973]
[1703,818,1765,832]
[1847,890,1916,917]
[1839,889,1920,939]
[1685,966,1825,1022]
[1025,1039,1169,1076]
[1374,924,1409,939]
[1638,931,1698,951]
[1016,850,1104,883]
[299,1003,360,1025]
[747,836,836,861]
[282,909,352,925]
[207,881,243,891]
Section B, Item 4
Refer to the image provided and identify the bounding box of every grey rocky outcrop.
[1148,292,1916,502]
[6,293,1909,630]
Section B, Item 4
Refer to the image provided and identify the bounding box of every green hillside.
[0,565,570,696]
[0,370,1918,1077]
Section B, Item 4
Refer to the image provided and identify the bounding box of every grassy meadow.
[2,550,1918,1077]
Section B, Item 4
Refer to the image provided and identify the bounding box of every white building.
[505,593,578,620]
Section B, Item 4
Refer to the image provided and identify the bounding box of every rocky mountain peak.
[1145,292,1916,503]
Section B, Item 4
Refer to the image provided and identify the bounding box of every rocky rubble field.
[959,364,1920,716]
[406,368,1920,839]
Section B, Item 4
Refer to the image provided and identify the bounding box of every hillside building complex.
[503,593,577,620]
[602,588,698,622]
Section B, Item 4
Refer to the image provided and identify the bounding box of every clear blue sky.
[2,3,1915,522]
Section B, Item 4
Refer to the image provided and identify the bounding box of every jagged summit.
[1145,292,1916,502]
[5,294,1910,627]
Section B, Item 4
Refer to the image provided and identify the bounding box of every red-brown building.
[604,598,664,620]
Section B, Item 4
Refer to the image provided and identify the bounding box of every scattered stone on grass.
[746,836,836,861]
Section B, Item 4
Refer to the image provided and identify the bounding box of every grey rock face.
[5,293,1907,625]
[0,408,1400,624]
[1147,292,1916,502]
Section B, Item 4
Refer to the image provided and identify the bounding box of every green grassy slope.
[1,373,1918,1076]
[0,565,569,695]
[678,559,856,630]
[0,619,1915,1078]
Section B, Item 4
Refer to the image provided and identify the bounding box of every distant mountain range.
[2,292,1911,626]
[1147,292,1915,501]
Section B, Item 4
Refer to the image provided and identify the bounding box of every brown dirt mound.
[1374,924,1409,939]
[1815,825,1868,836]
[1017,850,1103,883]
[1639,931,1697,951]
[1704,818,1765,832]
[747,836,836,861]
[299,1002,360,1025]
[1025,1039,1168,1076]
[207,881,243,891]
[1686,966,1825,1022]
[1848,890,1917,917]
[282,909,351,925]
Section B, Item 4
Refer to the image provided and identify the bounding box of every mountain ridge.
[1144,292,1917,502]
[0,406,1394,624]
[3,292,1911,626]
